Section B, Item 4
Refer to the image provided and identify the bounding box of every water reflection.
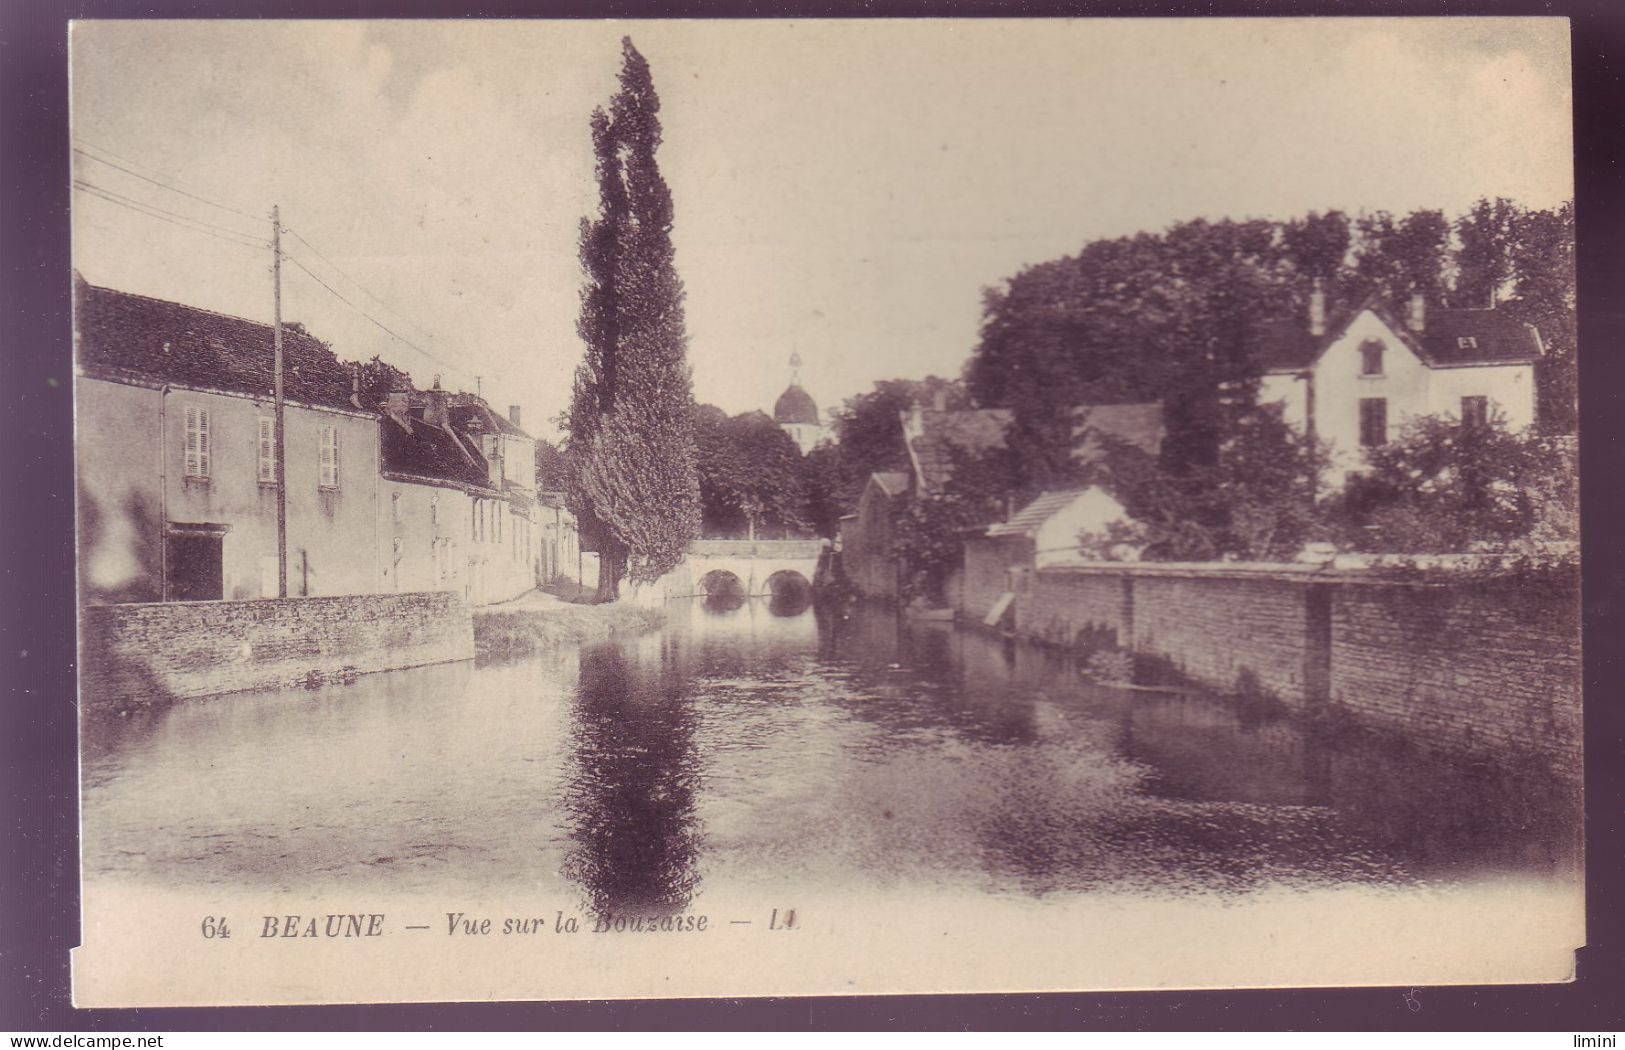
[81,595,1580,906]
[562,639,701,919]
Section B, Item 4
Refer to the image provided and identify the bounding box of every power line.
[72,140,265,224]
[73,180,267,252]
[282,226,439,346]
[283,253,473,385]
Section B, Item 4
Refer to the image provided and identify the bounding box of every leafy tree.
[1322,413,1576,554]
[1351,208,1450,302]
[966,217,1294,490]
[825,376,966,505]
[1508,203,1577,433]
[352,355,412,410]
[800,442,848,540]
[1095,402,1325,562]
[534,439,568,492]
[1451,197,1519,309]
[692,407,809,539]
[564,37,700,599]
[892,445,1019,604]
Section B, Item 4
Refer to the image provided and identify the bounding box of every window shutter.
[184,407,199,477]
[196,408,211,477]
[319,425,340,488]
[258,417,275,483]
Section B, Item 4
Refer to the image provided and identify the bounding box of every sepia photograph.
[65,17,1582,1006]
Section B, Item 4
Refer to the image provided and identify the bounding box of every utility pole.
[272,205,289,598]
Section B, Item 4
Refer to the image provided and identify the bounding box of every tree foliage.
[891,445,1018,604]
[1321,414,1577,554]
[824,376,966,506]
[563,37,700,596]
[1096,402,1326,562]
[692,406,809,539]
[962,199,1577,512]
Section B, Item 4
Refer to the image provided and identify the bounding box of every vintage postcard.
[69,18,1582,1006]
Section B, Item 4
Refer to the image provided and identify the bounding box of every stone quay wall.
[80,591,475,710]
[959,548,1580,771]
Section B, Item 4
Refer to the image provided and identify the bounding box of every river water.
[79,598,1584,994]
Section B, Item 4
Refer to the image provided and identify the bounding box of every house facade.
[76,279,542,607]
[1257,290,1541,480]
[76,280,383,604]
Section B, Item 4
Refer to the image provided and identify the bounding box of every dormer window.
[1359,340,1384,377]
[1457,336,1478,350]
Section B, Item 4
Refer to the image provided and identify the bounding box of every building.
[772,351,832,454]
[377,378,493,599]
[1256,287,1542,480]
[75,278,383,604]
[443,394,541,604]
[838,471,909,601]
[958,488,1134,625]
[837,394,1162,603]
[76,278,542,606]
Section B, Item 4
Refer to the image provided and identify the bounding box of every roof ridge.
[81,279,297,336]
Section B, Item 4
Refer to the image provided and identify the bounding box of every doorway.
[166,525,227,602]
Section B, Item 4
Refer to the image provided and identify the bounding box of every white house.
[1256,288,1542,480]
[984,488,1134,568]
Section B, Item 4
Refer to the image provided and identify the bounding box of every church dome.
[773,383,819,425]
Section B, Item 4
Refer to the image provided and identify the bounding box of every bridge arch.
[765,569,812,615]
[698,569,747,611]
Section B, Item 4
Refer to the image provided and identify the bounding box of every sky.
[70,18,1573,441]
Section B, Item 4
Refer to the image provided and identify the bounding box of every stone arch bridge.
[665,539,827,599]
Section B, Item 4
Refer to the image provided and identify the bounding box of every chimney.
[1407,292,1426,333]
[384,374,414,428]
[508,404,522,430]
[350,371,362,410]
[1308,277,1326,337]
[932,389,948,412]
[423,374,450,428]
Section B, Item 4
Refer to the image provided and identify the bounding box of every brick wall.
[80,592,475,710]
[960,535,1032,623]
[1331,579,1581,772]
[1018,570,1129,649]
[998,565,1580,771]
[1131,575,1313,705]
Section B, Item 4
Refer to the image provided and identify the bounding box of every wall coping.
[1036,561,1550,587]
[84,591,465,613]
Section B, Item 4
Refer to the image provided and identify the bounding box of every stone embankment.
[471,590,665,660]
[957,555,1581,774]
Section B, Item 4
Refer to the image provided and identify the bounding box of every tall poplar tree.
[565,37,700,600]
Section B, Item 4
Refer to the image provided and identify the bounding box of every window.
[1457,336,1479,350]
[1461,395,1490,428]
[183,406,211,478]
[257,416,276,484]
[319,426,341,488]
[1359,398,1388,448]
[1359,340,1384,377]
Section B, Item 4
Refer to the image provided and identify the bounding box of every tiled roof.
[907,403,1163,492]
[74,279,365,414]
[908,408,1012,491]
[986,489,1087,538]
[870,471,911,498]
[1257,302,1542,372]
[380,413,493,491]
[447,398,533,440]
[1074,402,1164,459]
